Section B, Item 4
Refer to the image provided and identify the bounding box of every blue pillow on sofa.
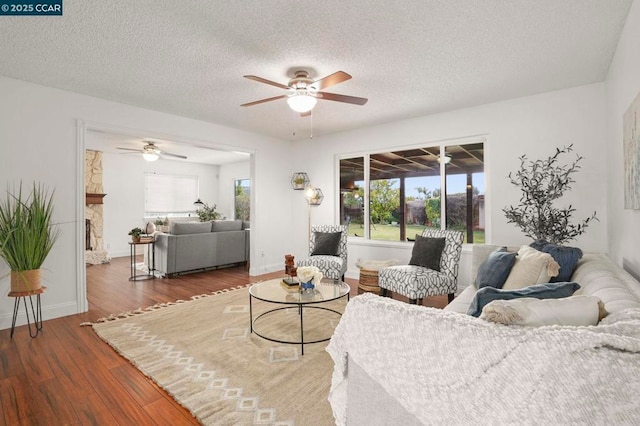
[529,240,583,282]
[475,247,517,289]
[466,281,581,317]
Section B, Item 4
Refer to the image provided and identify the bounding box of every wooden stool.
[358,269,381,295]
[9,286,46,338]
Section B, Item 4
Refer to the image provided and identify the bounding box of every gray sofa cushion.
[311,231,342,256]
[170,221,211,235]
[409,235,445,271]
[212,220,243,232]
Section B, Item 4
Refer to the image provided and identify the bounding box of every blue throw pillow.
[529,239,549,251]
[475,247,517,289]
[466,282,581,317]
[529,240,583,282]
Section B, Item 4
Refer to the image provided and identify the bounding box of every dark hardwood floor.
[0,256,445,425]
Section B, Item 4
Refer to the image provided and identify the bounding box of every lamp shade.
[291,172,310,190]
[142,152,159,162]
[193,198,205,206]
[287,91,317,113]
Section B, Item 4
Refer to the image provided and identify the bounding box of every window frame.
[336,136,487,244]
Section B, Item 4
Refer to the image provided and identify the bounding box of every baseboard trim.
[0,300,80,331]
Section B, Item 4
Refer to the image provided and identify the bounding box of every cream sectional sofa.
[327,245,640,425]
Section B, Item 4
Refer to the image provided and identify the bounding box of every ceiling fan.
[117,141,187,162]
[241,70,368,115]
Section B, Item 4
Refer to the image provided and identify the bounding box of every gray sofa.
[154,220,249,277]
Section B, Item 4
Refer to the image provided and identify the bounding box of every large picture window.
[144,173,199,216]
[339,141,485,243]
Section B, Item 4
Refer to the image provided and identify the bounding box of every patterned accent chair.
[378,229,463,304]
[297,224,348,281]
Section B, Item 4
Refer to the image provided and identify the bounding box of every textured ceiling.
[0,0,632,141]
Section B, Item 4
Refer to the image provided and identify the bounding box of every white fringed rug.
[90,287,345,425]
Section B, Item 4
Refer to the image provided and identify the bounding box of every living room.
[83,129,251,261]
[1,0,640,423]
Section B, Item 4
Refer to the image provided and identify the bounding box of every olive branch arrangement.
[502,144,598,244]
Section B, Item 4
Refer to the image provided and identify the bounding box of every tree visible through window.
[339,142,485,243]
[234,179,250,221]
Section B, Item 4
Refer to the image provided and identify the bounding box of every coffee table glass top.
[249,278,350,305]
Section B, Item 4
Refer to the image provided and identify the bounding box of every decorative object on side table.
[0,182,60,338]
[145,221,156,235]
[128,227,143,243]
[296,265,323,292]
[154,218,168,233]
[502,144,598,244]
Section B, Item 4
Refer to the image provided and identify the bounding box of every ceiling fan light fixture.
[142,152,159,162]
[287,91,317,113]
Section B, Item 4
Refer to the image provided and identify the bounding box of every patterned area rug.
[91,286,345,425]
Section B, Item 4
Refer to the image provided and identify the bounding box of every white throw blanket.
[327,294,640,425]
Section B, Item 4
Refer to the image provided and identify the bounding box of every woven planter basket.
[358,268,381,294]
[10,269,42,293]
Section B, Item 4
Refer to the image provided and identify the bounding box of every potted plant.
[128,227,143,243]
[0,182,59,293]
[503,144,598,244]
[195,202,224,222]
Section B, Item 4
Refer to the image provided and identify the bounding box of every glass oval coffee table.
[249,278,350,355]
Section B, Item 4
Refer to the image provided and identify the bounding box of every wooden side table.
[9,286,46,338]
[129,240,156,281]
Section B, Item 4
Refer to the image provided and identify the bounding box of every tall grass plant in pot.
[0,183,60,293]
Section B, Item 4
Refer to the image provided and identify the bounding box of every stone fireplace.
[85,150,110,264]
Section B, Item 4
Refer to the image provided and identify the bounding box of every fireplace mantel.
[86,193,106,205]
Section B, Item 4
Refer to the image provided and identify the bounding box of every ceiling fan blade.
[117,147,143,152]
[319,92,368,105]
[312,71,351,90]
[159,151,188,160]
[241,94,287,107]
[243,75,289,90]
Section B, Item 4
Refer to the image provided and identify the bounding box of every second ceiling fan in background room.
[241,70,368,115]
[117,141,187,162]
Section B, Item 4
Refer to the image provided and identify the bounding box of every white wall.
[292,84,608,288]
[217,160,251,220]
[100,151,221,257]
[0,75,292,330]
[606,0,640,278]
